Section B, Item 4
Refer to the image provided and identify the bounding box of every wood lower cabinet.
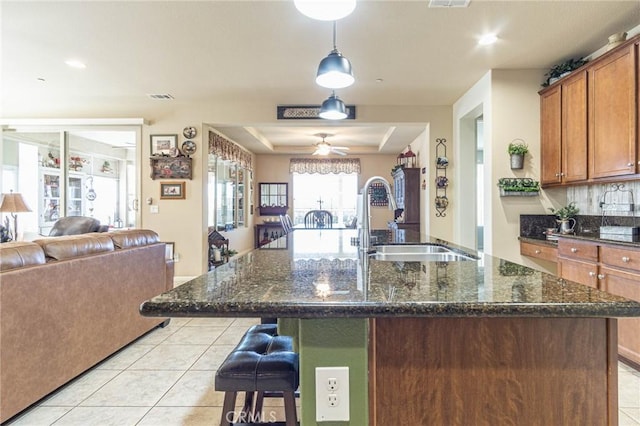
[556,237,640,366]
[599,244,640,366]
[557,238,599,287]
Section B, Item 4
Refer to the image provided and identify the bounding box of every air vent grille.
[147,94,174,100]
[428,0,470,7]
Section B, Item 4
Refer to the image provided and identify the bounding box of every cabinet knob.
[628,163,634,167]
[555,173,560,177]
[560,172,565,177]
[589,271,596,277]
[597,274,605,280]
[535,249,541,254]
[622,256,630,263]
[571,247,578,253]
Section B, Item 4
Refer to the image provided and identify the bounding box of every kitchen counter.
[141,229,640,319]
[141,229,640,426]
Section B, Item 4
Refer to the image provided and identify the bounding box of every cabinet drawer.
[557,258,598,288]
[557,238,598,262]
[520,241,557,262]
[600,245,640,272]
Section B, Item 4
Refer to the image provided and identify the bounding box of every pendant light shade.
[316,21,354,89]
[316,49,354,89]
[319,92,347,120]
[294,0,356,21]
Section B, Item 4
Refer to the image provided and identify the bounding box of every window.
[292,172,357,227]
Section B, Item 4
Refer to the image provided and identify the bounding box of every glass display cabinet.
[208,154,247,231]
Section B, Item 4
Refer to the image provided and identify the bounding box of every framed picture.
[160,181,185,199]
[150,157,192,180]
[150,134,178,156]
[164,242,175,260]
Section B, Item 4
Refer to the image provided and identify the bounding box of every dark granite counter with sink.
[141,228,640,426]
[141,229,640,319]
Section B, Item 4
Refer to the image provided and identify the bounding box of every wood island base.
[369,317,618,426]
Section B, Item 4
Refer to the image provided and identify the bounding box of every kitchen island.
[141,229,640,426]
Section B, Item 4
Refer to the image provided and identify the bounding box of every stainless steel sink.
[370,244,475,262]
[373,244,450,254]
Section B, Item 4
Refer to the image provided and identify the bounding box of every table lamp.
[0,191,32,241]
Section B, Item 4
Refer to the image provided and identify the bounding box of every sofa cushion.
[0,242,46,271]
[109,229,159,249]
[48,216,101,236]
[34,234,114,261]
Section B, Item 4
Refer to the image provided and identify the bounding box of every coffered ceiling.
[3,1,639,155]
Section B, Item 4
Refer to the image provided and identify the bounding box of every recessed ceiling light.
[478,34,498,46]
[65,59,86,69]
[294,0,356,20]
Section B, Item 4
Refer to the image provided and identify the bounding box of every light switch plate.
[315,366,349,422]
[150,205,159,214]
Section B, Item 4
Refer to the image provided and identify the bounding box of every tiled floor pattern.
[4,316,640,426]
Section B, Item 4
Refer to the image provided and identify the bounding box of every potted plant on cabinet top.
[542,57,588,87]
[549,202,580,234]
[507,140,528,169]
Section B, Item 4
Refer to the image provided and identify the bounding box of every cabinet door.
[540,85,562,185]
[558,257,598,288]
[588,44,636,178]
[600,265,640,365]
[561,71,588,183]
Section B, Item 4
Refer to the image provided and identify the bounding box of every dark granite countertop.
[140,229,640,319]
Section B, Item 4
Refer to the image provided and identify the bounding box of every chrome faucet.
[359,176,397,252]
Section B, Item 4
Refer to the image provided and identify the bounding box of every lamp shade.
[319,93,347,120]
[316,49,354,89]
[0,192,32,213]
[294,0,356,21]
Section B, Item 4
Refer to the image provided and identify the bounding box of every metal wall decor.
[369,182,389,206]
[435,138,448,217]
[276,105,356,120]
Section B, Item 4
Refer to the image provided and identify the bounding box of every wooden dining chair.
[304,210,333,229]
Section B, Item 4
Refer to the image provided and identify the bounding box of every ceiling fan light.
[319,93,347,120]
[294,0,356,21]
[317,143,332,155]
[316,50,354,89]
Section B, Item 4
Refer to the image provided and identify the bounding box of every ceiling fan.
[312,133,349,156]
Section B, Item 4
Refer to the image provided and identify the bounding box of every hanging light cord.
[332,21,337,51]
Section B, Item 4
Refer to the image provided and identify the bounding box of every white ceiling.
[3,0,639,155]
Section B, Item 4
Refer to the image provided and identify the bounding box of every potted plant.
[497,178,540,196]
[549,202,579,234]
[507,140,528,169]
[542,57,588,87]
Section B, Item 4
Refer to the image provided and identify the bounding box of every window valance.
[208,131,253,171]
[289,158,361,174]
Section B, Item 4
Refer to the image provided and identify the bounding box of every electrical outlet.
[316,367,349,422]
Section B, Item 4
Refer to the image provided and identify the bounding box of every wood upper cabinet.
[540,71,588,186]
[588,43,637,179]
[540,85,562,185]
[539,36,639,186]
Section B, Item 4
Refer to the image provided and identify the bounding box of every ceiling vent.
[277,105,356,120]
[428,0,470,7]
[147,94,174,100]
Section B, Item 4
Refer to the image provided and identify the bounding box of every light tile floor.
[5,316,640,426]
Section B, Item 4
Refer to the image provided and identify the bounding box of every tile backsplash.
[567,182,640,217]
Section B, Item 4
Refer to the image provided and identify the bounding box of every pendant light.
[319,91,347,120]
[316,21,354,89]
[294,0,356,21]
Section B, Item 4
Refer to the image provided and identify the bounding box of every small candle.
[214,249,221,262]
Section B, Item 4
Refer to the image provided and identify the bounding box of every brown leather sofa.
[0,229,173,423]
